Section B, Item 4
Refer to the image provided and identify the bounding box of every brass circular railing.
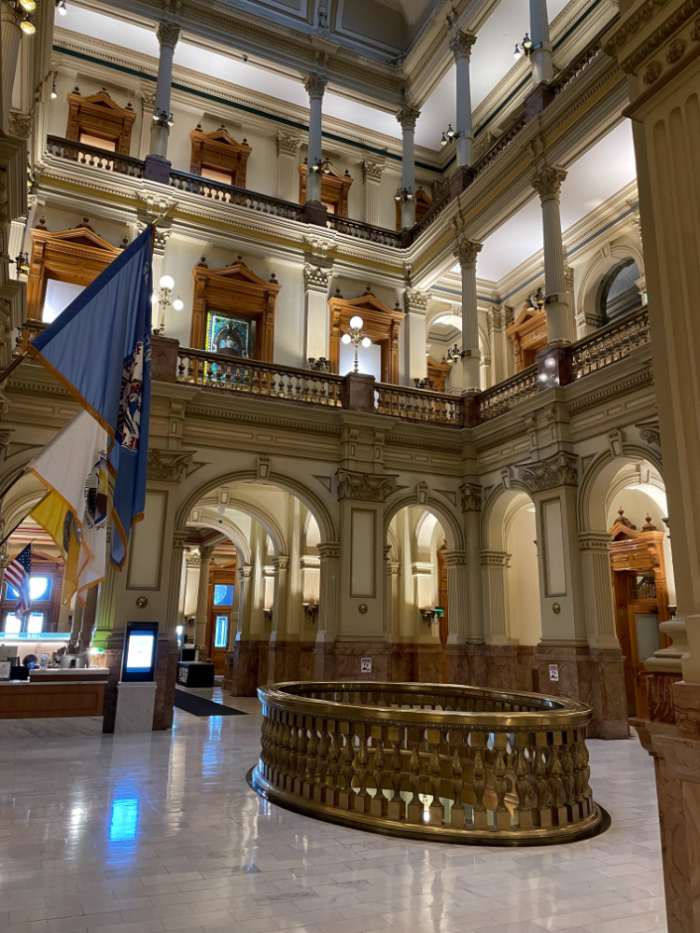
[253,682,602,844]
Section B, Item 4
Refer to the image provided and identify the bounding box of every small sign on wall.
[361,658,372,673]
[549,664,559,682]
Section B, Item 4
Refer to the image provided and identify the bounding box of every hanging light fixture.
[440,125,456,147]
[50,82,57,100]
[513,43,522,60]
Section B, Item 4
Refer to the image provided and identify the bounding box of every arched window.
[599,259,642,322]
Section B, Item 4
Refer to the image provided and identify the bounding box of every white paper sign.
[0,661,11,681]
[549,664,559,682]
[360,657,372,673]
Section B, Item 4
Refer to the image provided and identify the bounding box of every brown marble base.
[647,671,683,724]
[635,681,700,933]
[535,644,628,739]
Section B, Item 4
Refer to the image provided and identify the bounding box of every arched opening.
[426,311,490,392]
[504,494,541,648]
[598,259,643,322]
[183,477,332,694]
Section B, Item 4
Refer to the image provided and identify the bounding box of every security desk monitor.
[121,622,159,683]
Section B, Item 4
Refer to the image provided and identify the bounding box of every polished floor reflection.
[0,691,667,933]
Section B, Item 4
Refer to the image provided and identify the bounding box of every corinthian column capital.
[448,29,476,61]
[453,230,482,269]
[157,21,181,50]
[532,164,567,202]
[397,105,420,131]
[304,72,328,100]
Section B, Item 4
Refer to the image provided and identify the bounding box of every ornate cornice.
[604,0,700,72]
[396,105,420,131]
[147,448,195,483]
[518,451,579,492]
[157,21,181,51]
[336,469,401,501]
[531,165,567,202]
[460,482,482,513]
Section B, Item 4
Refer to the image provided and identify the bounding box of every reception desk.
[0,669,108,738]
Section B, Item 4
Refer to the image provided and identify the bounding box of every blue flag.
[29,226,153,569]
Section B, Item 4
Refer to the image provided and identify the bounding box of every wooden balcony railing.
[254,681,600,844]
[571,307,650,379]
[479,365,539,422]
[168,168,305,221]
[46,136,145,178]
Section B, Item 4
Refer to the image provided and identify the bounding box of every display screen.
[121,622,159,682]
[125,634,155,672]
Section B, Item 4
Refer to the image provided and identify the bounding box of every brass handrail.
[254,681,601,844]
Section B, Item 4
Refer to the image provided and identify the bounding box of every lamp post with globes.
[152,274,184,335]
[341,315,371,373]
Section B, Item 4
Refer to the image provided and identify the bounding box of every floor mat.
[174,689,247,717]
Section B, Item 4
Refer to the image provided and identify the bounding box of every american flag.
[5,544,31,619]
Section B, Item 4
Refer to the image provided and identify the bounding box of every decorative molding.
[304,72,328,100]
[459,482,482,513]
[147,449,195,483]
[518,451,579,492]
[404,287,428,315]
[396,105,420,131]
[448,29,477,61]
[277,132,303,157]
[453,223,482,269]
[336,469,401,501]
[157,21,181,50]
[8,113,32,140]
[362,159,384,183]
[304,263,332,292]
[531,164,567,202]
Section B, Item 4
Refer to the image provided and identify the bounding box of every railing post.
[150,334,180,383]
[340,373,376,413]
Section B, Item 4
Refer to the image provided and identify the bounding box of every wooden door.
[437,541,448,683]
[612,570,664,717]
[206,565,236,676]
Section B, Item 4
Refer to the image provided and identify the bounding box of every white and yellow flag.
[29,410,109,605]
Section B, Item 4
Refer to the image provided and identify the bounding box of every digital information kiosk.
[115,622,159,733]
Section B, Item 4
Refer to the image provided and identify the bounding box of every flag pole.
[0,350,28,388]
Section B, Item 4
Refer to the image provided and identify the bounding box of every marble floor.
[0,690,667,933]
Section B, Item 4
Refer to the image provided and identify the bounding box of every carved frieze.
[336,469,400,502]
[518,451,579,492]
[148,449,194,483]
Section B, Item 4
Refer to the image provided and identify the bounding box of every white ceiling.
[415,0,570,149]
[377,0,441,28]
[472,120,638,283]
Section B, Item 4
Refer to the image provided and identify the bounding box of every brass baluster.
[288,720,299,791]
[549,745,568,825]
[295,725,308,795]
[471,735,488,829]
[370,731,387,817]
[514,744,534,830]
[427,729,444,825]
[450,744,465,827]
[387,728,405,820]
[314,723,330,803]
[339,725,355,810]
[354,726,370,814]
[326,726,341,806]
[561,739,578,823]
[407,741,423,823]
[494,736,510,830]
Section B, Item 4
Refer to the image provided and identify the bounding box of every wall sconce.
[302,601,319,624]
[394,186,415,203]
[263,608,273,624]
[421,608,443,627]
[151,274,184,335]
[445,343,462,365]
[440,124,455,147]
[528,287,545,311]
[308,159,324,174]
[413,377,435,390]
[20,13,36,34]
[13,252,29,279]
[341,315,371,373]
[513,33,533,59]
[153,108,174,128]
[56,0,68,13]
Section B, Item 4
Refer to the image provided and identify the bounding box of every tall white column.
[454,234,482,391]
[139,89,156,160]
[461,484,484,642]
[304,73,327,203]
[277,132,302,202]
[1,2,22,135]
[532,165,570,345]
[149,21,180,158]
[194,546,214,659]
[317,542,340,645]
[271,555,290,639]
[397,105,419,228]
[529,0,553,85]
[404,288,428,384]
[362,160,384,227]
[304,264,332,363]
[449,30,476,168]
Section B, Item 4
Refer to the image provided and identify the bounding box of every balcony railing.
[254,681,600,844]
[375,382,463,426]
[16,307,650,425]
[571,307,650,379]
[326,214,404,248]
[46,136,145,178]
[168,168,305,222]
[176,347,344,407]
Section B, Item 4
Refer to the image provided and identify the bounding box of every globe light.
[349,315,363,330]
[20,0,37,12]
[151,293,158,305]
[159,274,175,290]
[20,15,36,33]
[172,298,184,311]
[544,356,557,370]
[57,0,68,13]
[341,333,352,345]
[361,336,371,348]
[51,83,57,99]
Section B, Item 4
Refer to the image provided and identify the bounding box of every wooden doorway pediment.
[506,303,547,371]
[27,219,126,321]
[191,257,281,362]
[328,288,404,384]
[299,160,353,216]
[427,356,451,392]
[189,124,252,188]
[66,88,136,155]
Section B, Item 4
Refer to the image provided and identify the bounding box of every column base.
[303,200,329,226]
[144,154,172,184]
[449,165,475,200]
[523,82,556,122]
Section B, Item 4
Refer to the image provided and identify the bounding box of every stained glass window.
[206,311,255,358]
